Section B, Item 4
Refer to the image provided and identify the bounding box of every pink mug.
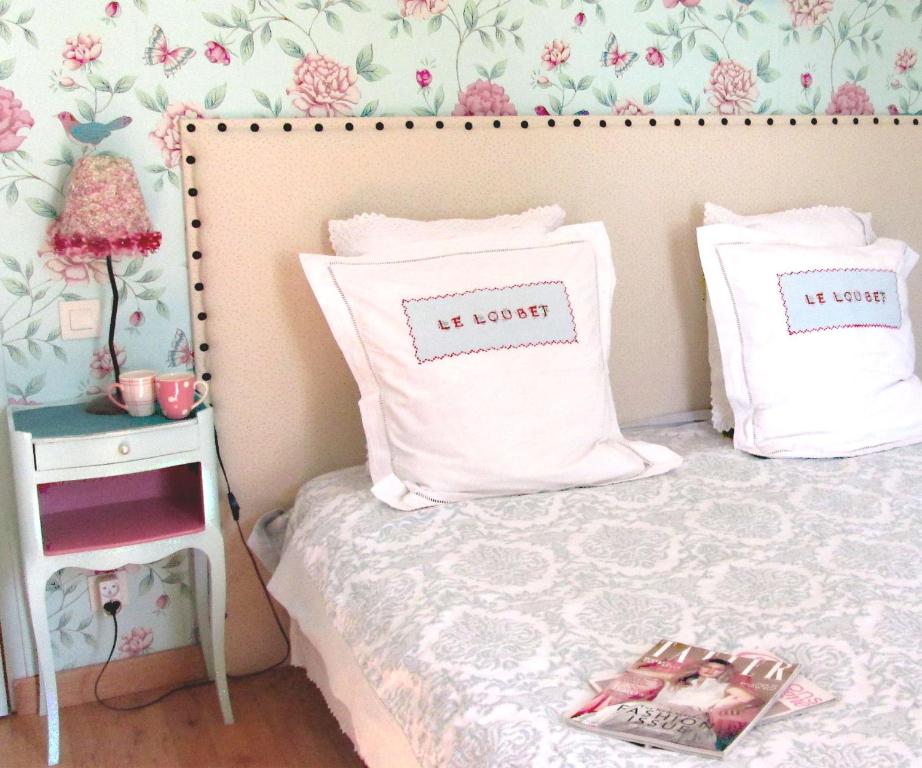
[155,372,209,420]
[107,370,157,417]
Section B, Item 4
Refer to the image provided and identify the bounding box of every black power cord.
[215,425,291,676]
[93,427,290,711]
[94,600,211,712]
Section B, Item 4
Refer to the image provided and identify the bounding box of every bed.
[263,421,922,767]
[179,116,922,766]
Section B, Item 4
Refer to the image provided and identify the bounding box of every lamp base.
[84,394,125,416]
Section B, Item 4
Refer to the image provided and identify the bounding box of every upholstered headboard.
[180,115,922,665]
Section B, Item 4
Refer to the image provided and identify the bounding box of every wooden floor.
[1,667,367,768]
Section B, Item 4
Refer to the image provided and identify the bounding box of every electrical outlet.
[88,570,129,613]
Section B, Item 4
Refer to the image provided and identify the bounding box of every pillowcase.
[328,205,566,257]
[700,236,922,457]
[700,205,876,433]
[703,202,875,242]
[301,222,682,510]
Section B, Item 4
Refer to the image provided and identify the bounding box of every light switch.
[59,299,102,340]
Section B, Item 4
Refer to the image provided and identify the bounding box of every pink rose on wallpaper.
[534,105,550,115]
[42,244,119,284]
[416,68,432,88]
[705,59,758,115]
[399,0,449,19]
[574,12,586,27]
[62,33,102,70]
[784,0,833,28]
[889,104,900,115]
[541,40,571,71]
[150,101,204,168]
[646,47,665,68]
[663,0,701,7]
[288,54,360,117]
[801,72,813,89]
[89,344,127,379]
[205,41,230,66]
[826,82,874,115]
[452,80,517,116]
[105,2,120,18]
[895,48,917,74]
[119,627,154,657]
[129,310,144,327]
[155,593,170,611]
[0,87,34,153]
[612,99,652,116]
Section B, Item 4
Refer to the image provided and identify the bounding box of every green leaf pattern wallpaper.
[0,0,919,669]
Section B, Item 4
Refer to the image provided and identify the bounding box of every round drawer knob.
[118,442,131,456]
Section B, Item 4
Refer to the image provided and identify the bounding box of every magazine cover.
[735,650,834,722]
[567,639,799,759]
[589,648,833,724]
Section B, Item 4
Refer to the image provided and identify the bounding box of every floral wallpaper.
[0,0,920,671]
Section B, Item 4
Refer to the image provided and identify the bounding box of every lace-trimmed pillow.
[703,203,875,242]
[328,205,566,257]
[701,204,876,433]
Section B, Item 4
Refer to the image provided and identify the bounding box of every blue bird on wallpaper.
[56,112,132,146]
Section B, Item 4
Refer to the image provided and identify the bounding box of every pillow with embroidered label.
[698,209,876,434]
[700,236,922,458]
[301,222,682,510]
[328,205,566,257]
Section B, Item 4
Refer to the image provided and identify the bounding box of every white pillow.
[700,236,922,457]
[328,205,566,257]
[301,222,682,510]
[703,202,875,242]
[700,205,876,433]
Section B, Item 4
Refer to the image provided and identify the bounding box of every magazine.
[566,639,799,759]
[734,650,834,722]
[588,648,833,724]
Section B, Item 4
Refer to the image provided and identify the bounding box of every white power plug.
[89,571,129,613]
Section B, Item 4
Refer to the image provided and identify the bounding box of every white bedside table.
[7,402,234,766]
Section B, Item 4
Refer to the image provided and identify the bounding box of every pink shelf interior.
[38,464,205,555]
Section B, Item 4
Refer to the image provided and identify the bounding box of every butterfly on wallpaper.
[600,33,638,77]
[143,25,196,77]
[167,328,195,368]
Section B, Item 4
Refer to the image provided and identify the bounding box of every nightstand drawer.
[33,422,198,471]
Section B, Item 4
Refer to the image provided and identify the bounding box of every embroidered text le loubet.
[777,268,902,335]
[402,281,578,363]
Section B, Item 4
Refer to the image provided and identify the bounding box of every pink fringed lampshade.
[45,154,161,261]
[44,154,162,414]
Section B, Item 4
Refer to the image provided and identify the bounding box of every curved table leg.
[25,572,59,765]
[198,541,234,725]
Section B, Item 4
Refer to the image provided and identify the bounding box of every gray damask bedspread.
[270,423,922,767]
